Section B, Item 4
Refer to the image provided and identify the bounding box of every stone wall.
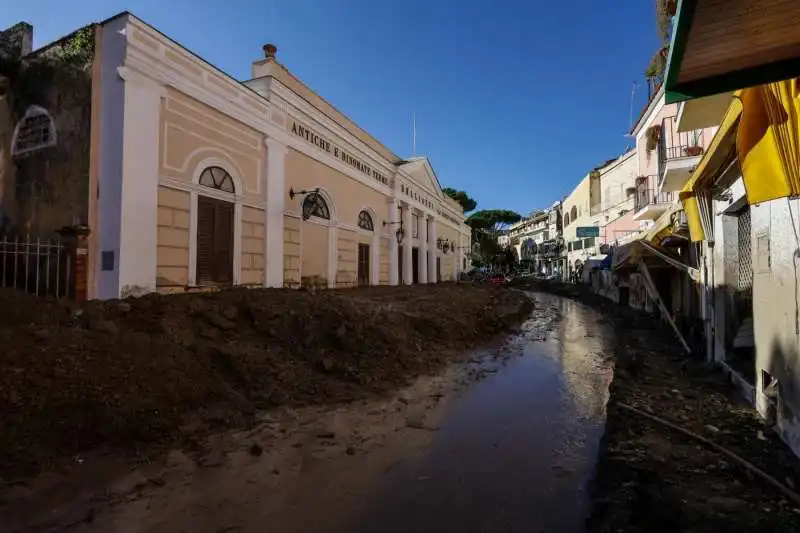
[0,24,95,237]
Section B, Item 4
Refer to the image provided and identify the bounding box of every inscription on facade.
[291,121,388,186]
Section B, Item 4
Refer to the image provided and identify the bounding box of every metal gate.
[0,233,73,299]
[737,207,753,297]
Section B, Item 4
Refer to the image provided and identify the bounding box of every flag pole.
[412,111,417,157]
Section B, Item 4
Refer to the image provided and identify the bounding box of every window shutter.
[214,202,234,283]
[196,197,215,283]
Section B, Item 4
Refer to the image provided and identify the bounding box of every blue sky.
[3,0,659,216]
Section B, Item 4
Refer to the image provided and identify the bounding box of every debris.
[0,285,532,480]
[248,443,263,457]
[523,281,800,533]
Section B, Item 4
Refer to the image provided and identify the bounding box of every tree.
[465,209,522,268]
[442,187,477,213]
[466,209,522,235]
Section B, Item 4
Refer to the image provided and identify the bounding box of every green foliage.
[656,0,677,42]
[645,49,667,81]
[646,124,662,152]
[442,187,477,213]
[465,209,522,267]
[54,26,95,66]
[466,209,522,233]
[1,24,95,118]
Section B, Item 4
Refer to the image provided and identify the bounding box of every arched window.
[357,210,374,231]
[199,166,235,193]
[570,206,577,220]
[564,213,570,226]
[302,192,330,220]
[11,105,57,157]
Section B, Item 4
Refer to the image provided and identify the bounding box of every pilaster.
[116,65,166,297]
[402,204,413,284]
[418,211,428,284]
[264,137,288,287]
[428,216,438,283]
[388,199,399,285]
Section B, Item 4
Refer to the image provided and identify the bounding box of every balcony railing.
[658,115,704,182]
[635,189,674,212]
[634,175,673,212]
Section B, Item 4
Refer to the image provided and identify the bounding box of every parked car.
[488,273,507,285]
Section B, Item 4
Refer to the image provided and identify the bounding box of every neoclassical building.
[0,13,471,299]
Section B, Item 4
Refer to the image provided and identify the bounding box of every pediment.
[397,157,442,198]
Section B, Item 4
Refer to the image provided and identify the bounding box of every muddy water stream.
[333,293,615,533]
[29,293,613,533]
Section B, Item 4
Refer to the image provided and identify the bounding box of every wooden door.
[412,247,419,284]
[197,196,234,285]
[398,245,403,283]
[357,243,370,286]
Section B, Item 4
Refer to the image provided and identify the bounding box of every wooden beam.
[640,262,692,354]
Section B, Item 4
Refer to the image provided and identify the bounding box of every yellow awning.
[682,195,705,242]
[738,78,800,204]
[645,206,678,247]
[679,93,743,242]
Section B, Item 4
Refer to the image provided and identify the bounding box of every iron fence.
[0,234,73,299]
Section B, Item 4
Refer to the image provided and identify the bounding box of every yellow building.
[1,13,470,298]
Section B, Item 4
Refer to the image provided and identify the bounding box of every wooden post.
[640,261,691,354]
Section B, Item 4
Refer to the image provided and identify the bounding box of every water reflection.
[334,293,615,533]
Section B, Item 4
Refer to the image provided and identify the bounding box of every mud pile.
[0,284,531,480]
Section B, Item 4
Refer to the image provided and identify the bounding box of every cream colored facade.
[562,174,591,272]
[91,14,470,299]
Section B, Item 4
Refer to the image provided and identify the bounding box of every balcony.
[633,175,673,221]
[658,115,705,192]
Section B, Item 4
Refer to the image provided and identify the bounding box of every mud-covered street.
[5,286,800,533]
[2,291,616,533]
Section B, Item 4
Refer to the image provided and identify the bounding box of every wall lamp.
[383,220,405,245]
[289,188,321,221]
[437,237,453,254]
[288,187,320,200]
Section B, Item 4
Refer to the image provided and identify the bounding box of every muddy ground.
[0,284,532,484]
[521,281,800,533]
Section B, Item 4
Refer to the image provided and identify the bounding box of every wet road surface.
[52,292,614,533]
[332,292,615,533]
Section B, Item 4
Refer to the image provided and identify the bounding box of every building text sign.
[576,226,600,238]
[290,121,388,186]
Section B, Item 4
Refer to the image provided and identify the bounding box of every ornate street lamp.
[288,187,322,221]
[383,220,405,245]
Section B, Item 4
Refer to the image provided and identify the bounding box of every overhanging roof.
[665,0,800,104]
